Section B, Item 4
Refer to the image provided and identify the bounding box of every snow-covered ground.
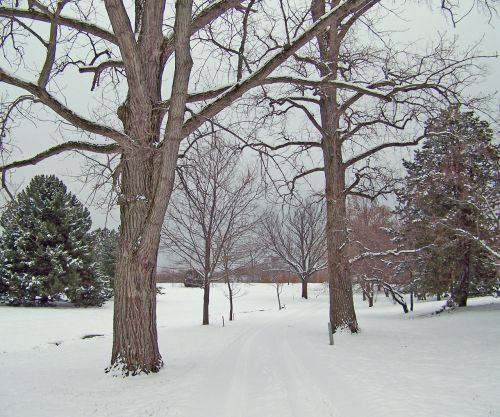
[1,283,499,417]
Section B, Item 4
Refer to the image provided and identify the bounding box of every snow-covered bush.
[0,175,111,307]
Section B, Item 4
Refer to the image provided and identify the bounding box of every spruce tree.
[397,108,499,306]
[0,175,111,306]
[91,228,119,289]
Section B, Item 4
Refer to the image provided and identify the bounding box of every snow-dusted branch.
[0,68,130,146]
[182,0,373,137]
[349,246,432,265]
[0,6,117,44]
[0,141,119,173]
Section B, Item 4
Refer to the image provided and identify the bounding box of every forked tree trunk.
[301,277,308,299]
[110,145,178,375]
[106,0,192,375]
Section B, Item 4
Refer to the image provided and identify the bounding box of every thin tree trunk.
[410,289,414,312]
[228,280,234,321]
[203,280,210,325]
[455,245,471,307]
[301,277,308,299]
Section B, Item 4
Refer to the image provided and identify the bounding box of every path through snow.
[1,284,499,417]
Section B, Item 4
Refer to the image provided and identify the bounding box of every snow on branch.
[444,226,500,260]
[361,277,409,313]
[0,6,117,44]
[349,246,432,265]
[0,68,130,146]
[0,141,119,173]
[181,0,373,137]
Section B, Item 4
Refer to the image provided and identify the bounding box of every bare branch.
[0,7,117,44]
[182,0,373,137]
[38,0,70,88]
[0,68,130,146]
[0,141,119,172]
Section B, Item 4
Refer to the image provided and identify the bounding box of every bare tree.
[161,136,259,325]
[261,197,326,299]
[221,231,258,321]
[347,198,395,306]
[243,1,492,333]
[273,274,285,311]
[0,0,382,374]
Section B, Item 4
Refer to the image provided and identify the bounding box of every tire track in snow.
[186,301,340,417]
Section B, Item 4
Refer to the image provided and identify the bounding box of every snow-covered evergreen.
[396,108,499,305]
[0,175,111,306]
[90,228,119,290]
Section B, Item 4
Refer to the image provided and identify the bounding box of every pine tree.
[91,228,119,289]
[0,175,111,306]
[397,108,499,306]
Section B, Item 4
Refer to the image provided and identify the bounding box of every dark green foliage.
[396,108,499,305]
[91,228,119,289]
[0,175,111,306]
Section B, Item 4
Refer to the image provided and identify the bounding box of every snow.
[1,284,499,417]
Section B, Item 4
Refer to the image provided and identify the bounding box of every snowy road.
[1,283,500,417]
[185,301,338,417]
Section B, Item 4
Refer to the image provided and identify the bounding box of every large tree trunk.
[107,0,192,375]
[312,0,358,334]
[110,145,177,375]
[301,277,308,299]
[323,137,358,333]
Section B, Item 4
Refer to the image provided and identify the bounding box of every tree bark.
[227,280,234,321]
[110,150,169,375]
[455,244,471,307]
[203,281,210,325]
[322,126,358,333]
[108,0,191,375]
[313,0,358,334]
[301,277,308,299]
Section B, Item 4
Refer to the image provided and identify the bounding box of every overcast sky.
[0,1,498,255]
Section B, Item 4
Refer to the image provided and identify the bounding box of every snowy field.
[1,283,499,417]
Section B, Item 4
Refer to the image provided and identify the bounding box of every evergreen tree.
[0,175,111,306]
[396,108,499,306]
[91,228,119,289]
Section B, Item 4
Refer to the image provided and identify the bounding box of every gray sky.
[1,1,498,238]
